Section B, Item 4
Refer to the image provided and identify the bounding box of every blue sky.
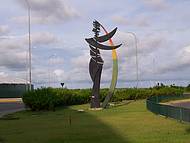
[1,0,190,88]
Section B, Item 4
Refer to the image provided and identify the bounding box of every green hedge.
[22,87,183,111]
[22,88,91,111]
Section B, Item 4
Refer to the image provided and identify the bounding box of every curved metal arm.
[85,38,122,50]
[95,28,117,43]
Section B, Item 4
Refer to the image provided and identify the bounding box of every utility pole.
[25,0,32,90]
[48,54,57,87]
[126,32,139,88]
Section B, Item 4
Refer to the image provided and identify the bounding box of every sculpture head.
[85,20,122,51]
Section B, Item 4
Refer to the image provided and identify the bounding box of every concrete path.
[0,98,25,117]
[162,99,190,109]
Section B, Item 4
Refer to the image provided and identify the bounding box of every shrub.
[23,86,184,111]
[23,88,59,111]
[23,88,92,111]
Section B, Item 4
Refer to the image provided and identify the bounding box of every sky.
[0,0,190,88]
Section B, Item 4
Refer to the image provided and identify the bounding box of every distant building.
[0,77,33,98]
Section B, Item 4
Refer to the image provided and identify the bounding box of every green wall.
[0,84,33,98]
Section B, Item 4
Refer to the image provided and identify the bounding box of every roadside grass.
[0,100,190,143]
[0,137,5,143]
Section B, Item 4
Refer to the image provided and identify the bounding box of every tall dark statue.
[85,20,121,108]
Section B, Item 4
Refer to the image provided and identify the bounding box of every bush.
[23,88,58,111]
[23,86,184,111]
[23,88,92,111]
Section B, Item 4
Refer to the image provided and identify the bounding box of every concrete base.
[89,107,103,111]
[77,109,85,112]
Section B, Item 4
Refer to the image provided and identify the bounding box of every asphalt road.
[0,101,25,117]
[171,102,190,109]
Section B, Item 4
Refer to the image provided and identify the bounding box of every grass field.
[0,100,190,143]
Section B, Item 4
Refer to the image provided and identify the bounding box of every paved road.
[0,99,25,117]
[171,101,190,109]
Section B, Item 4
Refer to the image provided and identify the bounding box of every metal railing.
[146,94,190,122]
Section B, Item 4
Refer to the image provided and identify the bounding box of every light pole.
[25,0,32,91]
[126,32,139,88]
[48,54,57,87]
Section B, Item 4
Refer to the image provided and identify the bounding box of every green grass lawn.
[0,100,190,143]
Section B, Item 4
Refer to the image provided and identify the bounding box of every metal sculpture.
[85,20,122,108]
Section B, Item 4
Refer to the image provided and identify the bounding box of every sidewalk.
[0,98,25,118]
[0,98,22,103]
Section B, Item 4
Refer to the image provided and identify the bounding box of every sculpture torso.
[89,45,104,65]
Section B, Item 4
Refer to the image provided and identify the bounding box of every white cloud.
[0,72,8,78]
[112,15,150,27]
[52,69,69,83]
[71,52,89,69]
[0,51,27,71]
[112,16,129,25]
[157,45,190,74]
[0,38,24,51]
[139,33,165,54]
[0,37,27,71]
[0,31,60,72]
[11,16,27,24]
[50,57,64,65]
[135,15,150,27]
[0,25,9,35]
[31,32,59,46]
[15,0,80,24]
[54,69,64,77]
[0,31,59,51]
[142,0,169,10]
[113,31,164,58]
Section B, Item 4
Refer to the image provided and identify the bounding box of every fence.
[0,84,33,98]
[146,94,190,122]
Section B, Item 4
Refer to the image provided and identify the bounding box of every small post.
[69,115,71,126]
[179,108,182,122]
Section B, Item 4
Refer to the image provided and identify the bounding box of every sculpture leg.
[89,59,102,108]
[91,65,102,108]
